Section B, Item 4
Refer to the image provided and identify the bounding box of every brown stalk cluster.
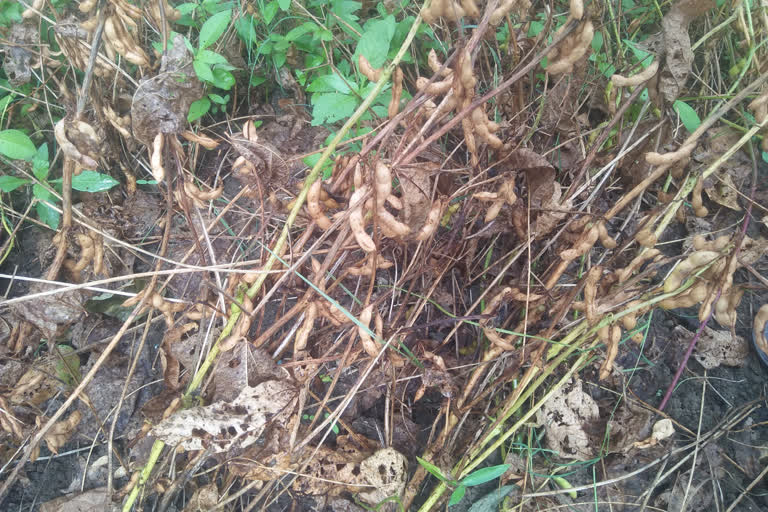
[417,49,502,166]
[421,0,527,25]
[544,0,593,75]
[659,235,744,327]
[78,0,162,68]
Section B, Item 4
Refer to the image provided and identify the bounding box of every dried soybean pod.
[349,186,376,252]
[308,180,332,230]
[358,305,378,357]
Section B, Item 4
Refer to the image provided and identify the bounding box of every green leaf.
[415,457,448,483]
[32,183,52,201]
[278,0,290,10]
[286,22,318,41]
[355,16,395,69]
[263,0,279,24]
[467,485,517,512]
[36,201,60,230]
[273,52,286,69]
[210,68,235,90]
[250,75,267,87]
[0,129,36,160]
[673,100,701,134]
[310,92,357,125]
[188,98,211,122]
[307,73,353,94]
[198,9,231,50]
[54,345,81,388]
[176,2,198,15]
[193,59,215,82]
[71,171,119,192]
[0,176,29,192]
[235,14,258,45]
[208,93,228,104]
[448,485,466,506]
[32,143,49,181]
[461,464,510,487]
[623,39,652,68]
[196,49,229,65]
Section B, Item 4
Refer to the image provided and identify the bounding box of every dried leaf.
[703,172,741,211]
[150,380,297,453]
[2,23,36,86]
[672,325,749,369]
[508,148,555,207]
[9,284,85,339]
[40,410,82,455]
[40,487,111,512]
[131,34,202,147]
[658,0,715,103]
[358,448,408,505]
[535,378,599,460]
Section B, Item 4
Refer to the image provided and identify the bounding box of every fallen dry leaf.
[39,410,82,455]
[182,482,219,512]
[704,172,741,211]
[9,284,86,340]
[150,379,297,453]
[131,34,202,147]
[39,487,111,512]
[2,22,37,85]
[535,377,600,460]
[673,325,748,369]
[658,0,715,103]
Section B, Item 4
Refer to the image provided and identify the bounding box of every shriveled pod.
[584,266,602,326]
[183,181,223,204]
[663,251,720,293]
[182,130,219,149]
[560,225,599,262]
[358,55,381,82]
[645,142,696,166]
[54,118,99,170]
[597,221,617,249]
[490,0,519,25]
[691,176,708,217]
[377,208,411,238]
[358,305,379,357]
[427,49,452,77]
[374,162,392,208]
[347,258,394,276]
[294,302,317,353]
[79,0,97,13]
[416,198,444,241]
[611,60,659,87]
[71,233,95,272]
[416,76,453,96]
[349,185,376,252]
[22,0,43,18]
[599,325,622,380]
[151,133,165,181]
[308,180,333,230]
[389,67,403,119]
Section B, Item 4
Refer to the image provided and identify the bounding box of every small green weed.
[416,457,510,506]
[0,130,118,229]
